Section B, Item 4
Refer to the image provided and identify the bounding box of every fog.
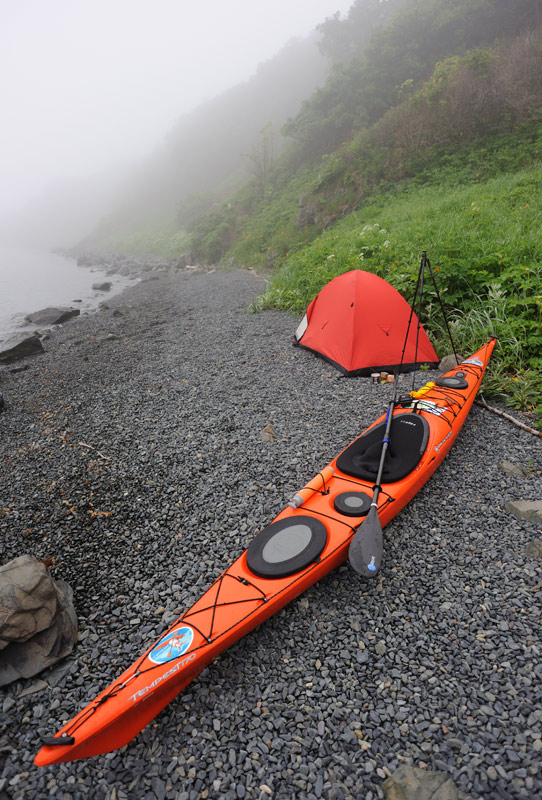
[1,0,353,224]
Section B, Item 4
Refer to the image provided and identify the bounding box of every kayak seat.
[246,516,327,579]
[336,413,429,483]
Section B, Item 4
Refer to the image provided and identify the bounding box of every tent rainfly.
[294,269,439,376]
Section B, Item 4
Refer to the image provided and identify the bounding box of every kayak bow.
[35,338,496,766]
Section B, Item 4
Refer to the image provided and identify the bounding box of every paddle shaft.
[370,398,395,507]
[348,397,396,576]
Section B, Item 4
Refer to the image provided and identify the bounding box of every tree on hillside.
[242,124,275,198]
[317,0,406,61]
[486,0,542,34]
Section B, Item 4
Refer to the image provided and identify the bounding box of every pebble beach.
[0,264,541,800]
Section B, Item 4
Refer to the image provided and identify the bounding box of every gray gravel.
[0,265,541,800]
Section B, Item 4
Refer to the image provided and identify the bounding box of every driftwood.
[476,397,542,438]
[77,442,111,460]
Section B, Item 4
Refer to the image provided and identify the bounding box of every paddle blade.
[348,506,383,578]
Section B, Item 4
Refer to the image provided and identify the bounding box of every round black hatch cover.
[334,491,372,517]
[246,516,327,578]
[435,371,468,390]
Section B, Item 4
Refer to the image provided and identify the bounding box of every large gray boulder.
[525,538,542,559]
[176,253,195,269]
[438,353,460,374]
[383,765,462,800]
[0,333,44,364]
[0,555,78,687]
[24,307,80,326]
[499,459,533,478]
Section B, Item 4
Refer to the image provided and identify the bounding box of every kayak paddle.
[348,398,395,577]
[348,250,434,578]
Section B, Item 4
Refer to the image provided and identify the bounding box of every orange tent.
[294,270,438,376]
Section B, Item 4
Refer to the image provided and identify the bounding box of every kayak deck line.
[34,338,496,767]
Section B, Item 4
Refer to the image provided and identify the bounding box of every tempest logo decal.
[130,652,197,704]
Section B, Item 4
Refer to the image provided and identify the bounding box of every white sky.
[0,0,353,218]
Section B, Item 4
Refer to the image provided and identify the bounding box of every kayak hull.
[35,338,496,766]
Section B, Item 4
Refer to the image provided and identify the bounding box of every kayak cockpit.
[336,412,430,482]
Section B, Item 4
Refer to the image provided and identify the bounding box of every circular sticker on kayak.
[148,626,194,664]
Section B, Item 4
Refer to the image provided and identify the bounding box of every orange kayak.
[35,338,496,766]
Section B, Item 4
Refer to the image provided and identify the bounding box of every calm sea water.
[0,246,136,348]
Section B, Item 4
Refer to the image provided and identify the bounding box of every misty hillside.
[85,0,542,420]
[91,0,542,259]
[180,0,541,263]
[0,31,331,250]
[85,33,332,244]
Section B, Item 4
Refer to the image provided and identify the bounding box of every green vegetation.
[199,117,542,270]
[284,0,541,161]
[98,220,191,258]
[184,14,542,425]
[190,26,542,267]
[254,165,542,424]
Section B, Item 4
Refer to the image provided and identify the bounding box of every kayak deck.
[35,339,496,766]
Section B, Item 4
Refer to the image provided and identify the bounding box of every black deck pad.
[336,413,429,483]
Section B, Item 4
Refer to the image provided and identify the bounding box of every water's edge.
[0,247,146,348]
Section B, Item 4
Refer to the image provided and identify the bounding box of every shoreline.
[0,266,541,799]
[0,248,211,359]
[0,247,149,351]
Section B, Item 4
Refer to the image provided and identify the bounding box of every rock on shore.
[0,333,44,364]
[0,265,540,800]
[0,555,78,687]
[24,307,80,326]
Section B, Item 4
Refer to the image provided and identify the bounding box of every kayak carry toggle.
[40,733,76,746]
